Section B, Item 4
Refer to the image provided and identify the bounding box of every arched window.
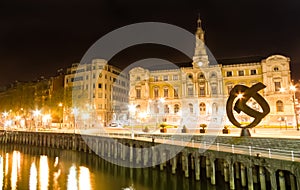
[187,74,193,81]
[210,72,217,78]
[154,87,159,98]
[211,83,218,95]
[188,103,193,113]
[136,76,141,81]
[212,103,218,114]
[276,100,284,112]
[174,104,180,113]
[198,72,205,79]
[199,102,206,115]
[274,67,279,72]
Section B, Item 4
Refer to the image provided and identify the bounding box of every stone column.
[107,143,111,158]
[224,162,229,183]
[240,163,246,187]
[247,167,254,190]
[114,142,118,159]
[129,145,133,163]
[290,174,296,190]
[269,170,278,190]
[183,155,189,178]
[136,148,141,165]
[279,171,286,190]
[152,147,156,168]
[210,159,216,185]
[171,156,177,174]
[229,163,235,190]
[194,156,200,181]
[259,166,266,190]
[143,149,149,167]
[206,157,211,178]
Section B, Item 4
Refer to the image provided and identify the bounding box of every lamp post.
[128,104,136,139]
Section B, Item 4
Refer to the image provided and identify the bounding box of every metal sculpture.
[226,82,270,136]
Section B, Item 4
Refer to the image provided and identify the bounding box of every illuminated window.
[154,87,159,98]
[199,102,206,115]
[136,89,141,99]
[154,76,159,82]
[198,73,205,79]
[163,75,168,81]
[174,87,179,98]
[174,104,180,113]
[274,82,281,91]
[199,87,205,96]
[250,69,257,75]
[238,70,244,76]
[164,105,169,114]
[163,88,168,98]
[226,71,233,77]
[276,100,284,112]
[188,86,193,96]
[189,103,193,113]
[173,75,178,80]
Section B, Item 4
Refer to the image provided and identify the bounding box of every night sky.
[1,0,300,86]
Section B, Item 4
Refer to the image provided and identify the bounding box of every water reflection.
[0,144,233,190]
[39,155,49,190]
[30,162,37,190]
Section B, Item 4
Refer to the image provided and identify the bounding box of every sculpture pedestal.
[240,128,251,137]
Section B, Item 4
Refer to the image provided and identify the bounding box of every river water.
[0,144,246,190]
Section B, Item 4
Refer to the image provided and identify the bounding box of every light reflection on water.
[0,144,232,190]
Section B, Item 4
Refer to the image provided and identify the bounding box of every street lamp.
[128,104,136,139]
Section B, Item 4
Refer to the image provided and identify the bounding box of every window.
[98,83,102,88]
[154,88,159,98]
[189,103,193,113]
[238,70,244,76]
[212,103,218,114]
[199,102,206,115]
[174,88,179,98]
[188,87,193,96]
[86,84,88,90]
[173,75,178,80]
[93,83,95,89]
[136,76,140,81]
[163,75,168,81]
[275,82,281,91]
[210,72,217,78]
[250,69,257,75]
[211,85,218,95]
[154,76,159,81]
[187,74,193,80]
[98,93,102,98]
[164,105,169,114]
[276,100,284,112]
[199,87,205,96]
[198,73,204,79]
[226,71,233,77]
[174,104,180,113]
[93,74,96,79]
[163,88,168,98]
[86,75,89,80]
[136,89,141,99]
[274,67,279,72]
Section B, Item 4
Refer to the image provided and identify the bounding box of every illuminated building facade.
[64,59,129,126]
[129,18,297,128]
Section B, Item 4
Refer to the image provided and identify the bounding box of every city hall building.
[128,18,297,128]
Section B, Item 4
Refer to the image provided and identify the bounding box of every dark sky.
[1,0,300,86]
